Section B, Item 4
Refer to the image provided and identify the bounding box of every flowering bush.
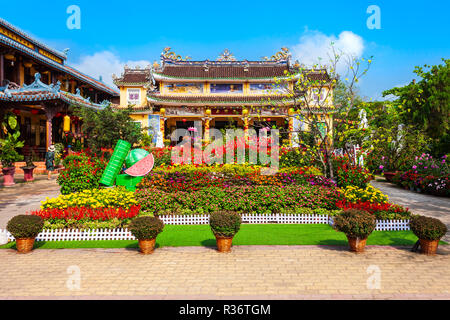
[336,200,410,220]
[57,152,107,195]
[333,155,373,188]
[32,205,141,230]
[41,187,137,210]
[342,185,389,204]
[392,154,450,196]
[136,185,344,215]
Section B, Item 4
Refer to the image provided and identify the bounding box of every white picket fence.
[0,214,410,242]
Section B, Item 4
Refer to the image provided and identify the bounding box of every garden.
[1,59,448,256]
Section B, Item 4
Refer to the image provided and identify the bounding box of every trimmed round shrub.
[7,215,44,239]
[129,216,164,240]
[210,211,242,238]
[409,215,448,240]
[333,209,376,238]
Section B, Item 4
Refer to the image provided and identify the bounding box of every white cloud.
[71,51,151,88]
[292,30,365,73]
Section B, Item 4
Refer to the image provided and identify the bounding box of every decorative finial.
[217,49,236,61]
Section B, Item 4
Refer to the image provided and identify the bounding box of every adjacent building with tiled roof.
[0,18,119,160]
[116,47,335,146]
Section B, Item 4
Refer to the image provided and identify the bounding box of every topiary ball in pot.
[209,211,242,253]
[129,216,164,254]
[409,215,447,255]
[7,215,44,253]
[333,209,376,253]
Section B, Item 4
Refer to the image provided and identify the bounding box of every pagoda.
[114,47,334,146]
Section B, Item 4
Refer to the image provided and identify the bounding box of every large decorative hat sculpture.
[99,139,154,191]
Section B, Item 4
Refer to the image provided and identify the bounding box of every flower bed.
[390,154,449,196]
[32,205,141,230]
[136,185,344,215]
[336,200,410,220]
[138,165,332,192]
[41,187,137,210]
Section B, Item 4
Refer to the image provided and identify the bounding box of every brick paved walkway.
[0,176,60,228]
[372,180,450,242]
[0,245,449,299]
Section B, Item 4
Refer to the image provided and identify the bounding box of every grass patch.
[0,224,437,249]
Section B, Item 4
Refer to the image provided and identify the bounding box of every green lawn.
[1,224,439,249]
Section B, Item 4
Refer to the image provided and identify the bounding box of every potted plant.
[129,216,164,254]
[0,113,24,186]
[209,211,242,253]
[6,215,44,253]
[20,156,37,182]
[333,209,377,253]
[409,215,447,255]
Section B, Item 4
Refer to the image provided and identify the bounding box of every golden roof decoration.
[217,49,237,62]
[263,47,291,61]
[161,47,191,61]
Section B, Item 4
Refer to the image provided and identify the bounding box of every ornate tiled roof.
[112,66,152,86]
[0,73,109,110]
[147,92,298,106]
[0,19,119,97]
[153,64,290,80]
[0,17,67,61]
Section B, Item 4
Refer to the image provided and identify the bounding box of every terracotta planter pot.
[346,235,367,253]
[138,239,156,254]
[216,236,233,253]
[16,238,35,254]
[21,166,36,182]
[419,239,440,255]
[383,172,396,182]
[2,167,16,186]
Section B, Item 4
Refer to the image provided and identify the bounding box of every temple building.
[0,18,119,161]
[114,47,334,146]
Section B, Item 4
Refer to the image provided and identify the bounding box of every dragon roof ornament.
[161,47,191,62]
[263,47,291,62]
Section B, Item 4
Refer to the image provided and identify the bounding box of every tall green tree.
[383,59,450,155]
[72,105,142,156]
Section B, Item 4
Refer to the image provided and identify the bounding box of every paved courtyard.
[0,245,449,300]
[0,175,60,228]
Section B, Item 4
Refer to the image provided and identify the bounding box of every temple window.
[127,88,141,105]
[210,83,243,93]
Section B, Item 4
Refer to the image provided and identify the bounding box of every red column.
[44,105,59,149]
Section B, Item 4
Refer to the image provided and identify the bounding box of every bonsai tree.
[409,215,447,255]
[129,216,164,254]
[7,215,44,253]
[209,211,242,252]
[333,209,376,252]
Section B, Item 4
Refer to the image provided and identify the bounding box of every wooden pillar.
[44,105,59,149]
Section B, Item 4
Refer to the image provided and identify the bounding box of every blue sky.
[1,0,449,99]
